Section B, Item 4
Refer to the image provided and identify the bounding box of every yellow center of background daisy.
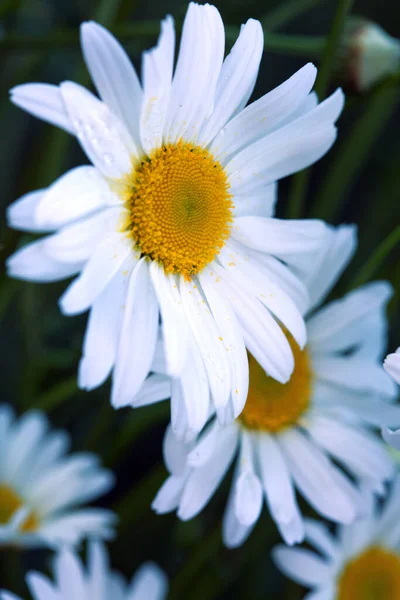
[240,333,313,432]
[0,484,39,533]
[123,142,233,279]
[338,546,400,600]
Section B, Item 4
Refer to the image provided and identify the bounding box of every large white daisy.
[0,541,167,600]
[152,225,400,547]
[273,476,400,600]
[0,404,115,548]
[7,3,343,431]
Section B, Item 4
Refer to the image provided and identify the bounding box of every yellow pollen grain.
[239,332,313,433]
[122,142,233,279]
[0,484,39,533]
[338,546,400,600]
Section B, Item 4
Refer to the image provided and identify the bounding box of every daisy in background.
[7,2,343,434]
[0,540,168,600]
[273,476,400,600]
[0,404,115,548]
[152,225,400,547]
[382,347,400,450]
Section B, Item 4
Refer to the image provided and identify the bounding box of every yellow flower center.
[122,142,233,279]
[338,546,400,600]
[239,334,313,432]
[0,484,39,533]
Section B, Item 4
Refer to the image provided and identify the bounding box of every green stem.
[351,226,400,290]
[314,0,354,98]
[0,26,324,58]
[311,79,400,221]
[262,0,328,32]
[33,375,78,412]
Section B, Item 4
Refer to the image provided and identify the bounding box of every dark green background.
[0,0,399,597]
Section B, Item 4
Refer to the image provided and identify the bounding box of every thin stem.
[351,226,400,290]
[262,0,328,32]
[314,0,354,98]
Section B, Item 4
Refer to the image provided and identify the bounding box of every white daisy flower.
[152,225,400,547]
[7,3,343,432]
[273,476,400,600]
[382,348,400,450]
[0,540,168,600]
[0,404,115,548]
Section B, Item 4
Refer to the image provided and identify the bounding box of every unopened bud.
[339,17,400,92]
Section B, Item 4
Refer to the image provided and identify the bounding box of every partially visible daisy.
[7,3,343,432]
[152,225,400,547]
[382,348,400,450]
[0,404,115,548]
[0,540,168,600]
[273,476,400,600]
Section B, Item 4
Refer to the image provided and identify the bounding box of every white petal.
[164,4,225,144]
[60,81,136,178]
[140,16,175,154]
[272,546,334,588]
[257,432,304,545]
[234,431,263,526]
[384,348,400,384]
[27,571,67,600]
[217,241,306,349]
[7,239,82,282]
[35,166,120,230]
[10,83,74,133]
[39,509,116,546]
[178,425,239,520]
[226,90,344,192]
[257,253,309,315]
[152,474,186,514]
[149,263,189,377]
[163,424,190,476]
[199,268,249,419]
[307,281,393,355]
[59,233,133,315]
[133,374,171,408]
[7,190,47,233]
[222,481,255,549]
[78,255,134,390]
[233,184,277,219]
[313,356,397,399]
[187,419,221,467]
[128,562,168,600]
[382,427,400,450]
[305,415,393,486]
[179,277,231,411]
[279,429,358,524]
[304,519,338,560]
[80,21,142,149]
[306,224,357,312]
[43,207,124,263]
[214,264,294,383]
[210,63,317,164]
[0,592,23,600]
[111,260,158,408]
[198,18,263,147]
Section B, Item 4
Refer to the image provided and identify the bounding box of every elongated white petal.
[140,16,175,154]
[222,476,255,549]
[133,374,171,408]
[78,256,134,390]
[59,233,133,315]
[163,424,191,476]
[200,268,249,419]
[60,81,136,178]
[187,419,221,467]
[179,277,231,411]
[384,348,400,384]
[80,21,142,150]
[272,546,334,588]
[152,474,186,514]
[198,18,263,147]
[35,166,120,230]
[210,63,317,163]
[10,83,74,133]
[165,3,225,144]
[111,259,158,408]
[257,432,304,545]
[307,281,393,354]
[7,239,82,283]
[234,431,262,527]
[128,562,168,600]
[7,190,48,233]
[233,184,277,219]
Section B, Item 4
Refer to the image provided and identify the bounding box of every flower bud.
[339,17,400,92]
